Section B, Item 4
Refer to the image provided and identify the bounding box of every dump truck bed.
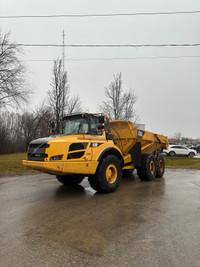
[110,120,168,155]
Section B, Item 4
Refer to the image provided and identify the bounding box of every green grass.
[164,156,200,170]
[0,153,200,178]
[0,153,38,177]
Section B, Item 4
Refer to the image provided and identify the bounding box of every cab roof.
[63,113,103,120]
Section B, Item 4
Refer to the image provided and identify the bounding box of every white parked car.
[163,145,197,158]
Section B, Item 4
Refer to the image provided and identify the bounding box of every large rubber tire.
[88,155,122,193]
[156,154,165,178]
[56,175,84,185]
[137,154,156,181]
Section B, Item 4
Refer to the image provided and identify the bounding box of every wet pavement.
[0,169,200,267]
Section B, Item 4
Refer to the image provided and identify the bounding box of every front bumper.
[22,160,99,176]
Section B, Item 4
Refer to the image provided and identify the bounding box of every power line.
[9,43,200,48]
[0,10,200,19]
[22,56,200,62]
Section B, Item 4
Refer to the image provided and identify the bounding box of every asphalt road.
[1,169,200,267]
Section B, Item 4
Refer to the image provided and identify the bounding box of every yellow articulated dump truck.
[22,113,168,193]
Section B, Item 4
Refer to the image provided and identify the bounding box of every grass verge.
[164,156,200,170]
[0,153,38,177]
[0,153,200,178]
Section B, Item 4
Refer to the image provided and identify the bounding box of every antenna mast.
[62,30,65,72]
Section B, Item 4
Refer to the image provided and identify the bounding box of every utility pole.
[61,30,66,130]
[62,30,65,72]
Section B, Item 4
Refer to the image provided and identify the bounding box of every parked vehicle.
[163,145,197,157]
[191,145,200,153]
[185,144,193,149]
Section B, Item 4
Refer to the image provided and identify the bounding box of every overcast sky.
[1,0,200,138]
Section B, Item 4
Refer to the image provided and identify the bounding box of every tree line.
[0,30,139,154]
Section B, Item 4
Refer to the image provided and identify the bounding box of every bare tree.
[0,113,13,153]
[19,112,41,149]
[35,106,53,137]
[48,59,69,133]
[0,30,30,108]
[47,59,84,133]
[67,94,83,114]
[0,106,52,154]
[99,73,139,122]
[122,89,139,122]
[0,112,24,153]
[16,105,52,150]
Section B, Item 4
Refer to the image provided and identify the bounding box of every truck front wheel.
[56,175,84,185]
[88,155,122,193]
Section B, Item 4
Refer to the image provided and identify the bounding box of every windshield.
[63,116,89,135]
[63,115,102,135]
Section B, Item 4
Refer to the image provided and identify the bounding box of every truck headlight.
[50,155,63,161]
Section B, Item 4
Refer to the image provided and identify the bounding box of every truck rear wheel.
[137,154,156,181]
[156,154,165,178]
[56,175,84,185]
[88,155,122,193]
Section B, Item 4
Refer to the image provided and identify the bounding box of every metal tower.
[62,30,65,72]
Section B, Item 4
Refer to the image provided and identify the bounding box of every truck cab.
[23,113,123,192]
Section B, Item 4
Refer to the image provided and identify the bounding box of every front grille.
[28,143,49,161]
[28,153,48,161]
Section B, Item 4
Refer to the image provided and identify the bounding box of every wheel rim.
[159,160,164,172]
[106,164,117,184]
[150,161,155,175]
